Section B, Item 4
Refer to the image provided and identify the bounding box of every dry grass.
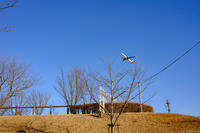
[0,113,199,133]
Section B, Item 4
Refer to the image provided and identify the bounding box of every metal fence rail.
[0,103,99,115]
[0,105,69,115]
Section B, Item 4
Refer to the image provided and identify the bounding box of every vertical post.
[117,124,120,133]
[99,86,102,113]
[50,105,52,115]
[99,86,103,117]
[33,106,35,115]
[67,106,69,114]
[102,88,105,113]
[138,82,142,112]
[108,124,110,133]
[15,106,18,116]
[166,99,171,113]
[110,80,114,133]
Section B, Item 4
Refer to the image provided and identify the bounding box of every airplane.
[121,53,135,63]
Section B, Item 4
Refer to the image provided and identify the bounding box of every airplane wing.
[128,59,134,63]
[129,56,135,59]
[121,53,127,58]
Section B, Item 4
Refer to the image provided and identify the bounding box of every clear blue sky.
[0,0,200,116]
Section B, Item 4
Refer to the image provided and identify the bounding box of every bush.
[105,102,153,113]
[69,102,153,114]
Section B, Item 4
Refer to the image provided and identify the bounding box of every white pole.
[102,87,105,113]
[138,82,142,112]
[99,86,102,113]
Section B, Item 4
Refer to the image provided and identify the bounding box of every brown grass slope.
[0,113,199,133]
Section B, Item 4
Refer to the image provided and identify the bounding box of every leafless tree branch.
[0,57,37,114]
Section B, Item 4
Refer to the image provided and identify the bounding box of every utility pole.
[138,82,142,112]
[99,86,105,115]
[166,99,171,113]
[99,86,102,117]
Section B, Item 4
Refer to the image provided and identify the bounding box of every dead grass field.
[0,113,199,133]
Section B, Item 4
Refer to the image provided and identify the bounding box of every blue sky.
[0,0,200,116]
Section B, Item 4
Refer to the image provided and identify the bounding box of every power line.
[146,41,200,81]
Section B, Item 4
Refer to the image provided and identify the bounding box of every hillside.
[0,113,199,133]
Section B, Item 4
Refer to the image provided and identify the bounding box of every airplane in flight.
[121,53,135,63]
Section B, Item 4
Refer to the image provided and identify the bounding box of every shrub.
[69,102,153,114]
[105,102,153,113]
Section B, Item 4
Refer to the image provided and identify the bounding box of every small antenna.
[165,99,171,113]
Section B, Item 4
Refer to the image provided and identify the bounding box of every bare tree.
[0,0,17,11]
[0,90,51,116]
[0,0,17,32]
[54,67,89,114]
[27,90,51,115]
[0,57,36,114]
[0,94,30,116]
[85,62,150,133]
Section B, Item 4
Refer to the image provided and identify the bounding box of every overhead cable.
[146,41,200,81]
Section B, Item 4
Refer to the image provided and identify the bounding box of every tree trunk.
[110,80,114,133]
[110,116,114,133]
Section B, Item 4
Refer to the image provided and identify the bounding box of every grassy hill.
[0,113,199,133]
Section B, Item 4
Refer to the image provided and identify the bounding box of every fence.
[0,103,100,115]
[0,102,154,116]
[0,105,69,115]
